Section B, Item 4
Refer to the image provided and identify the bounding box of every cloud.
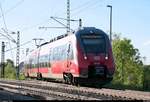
[143,41,150,46]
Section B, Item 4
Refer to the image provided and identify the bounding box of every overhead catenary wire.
[1,28,16,41]
[0,32,15,61]
[20,19,50,32]
[0,32,14,42]
[51,0,104,31]
[0,0,48,33]
[0,1,16,41]
[0,1,7,30]
[0,0,24,41]
[0,1,15,60]
[1,0,105,54]
[70,0,97,12]
[0,0,25,18]
[5,40,32,52]
[54,0,100,18]
[71,0,103,16]
[1,0,100,34]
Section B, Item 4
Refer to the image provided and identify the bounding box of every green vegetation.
[104,34,150,91]
[0,59,25,80]
[143,65,150,90]
[113,34,143,86]
[3,59,16,79]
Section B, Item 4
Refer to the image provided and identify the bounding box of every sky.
[0,0,150,65]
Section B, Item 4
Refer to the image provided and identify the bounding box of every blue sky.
[0,0,150,65]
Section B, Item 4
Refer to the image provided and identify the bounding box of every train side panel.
[24,27,115,85]
[24,34,80,79]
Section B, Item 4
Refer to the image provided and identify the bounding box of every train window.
[32,64,34,68]
[29,63,32,68]
[43,62,45,67]
[33,64,36,68]
[41,63,42,67]
[47,62,49,67]
[49,44,68,61]
[28,64,30,68]
[42,63,44,68]
[49,49,52,61]
[35,64,38,68]
[48,62,51,67]
[81,35,106,53]
[41,63,43,67]
[26,64,28,68]
[34,63,36,68]
[25,64,27,69]
[63,44,68,60]
[42,62,45,67]
[45,62,47,67]
[37,63,39,68]
[39,63,41,67]
[52,49,55,61]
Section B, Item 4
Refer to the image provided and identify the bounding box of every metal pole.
[79,19,82,29]
[107,5,112,43]
[16,31,20,80]
[110,6,112,42]
[67,0,70,34]
[26,48,29,56]
[1,42,5,78]
[33,38,44,48]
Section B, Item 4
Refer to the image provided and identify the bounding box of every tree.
[112,34,144,87]
[143,65,150,90]
[4,59,16,79]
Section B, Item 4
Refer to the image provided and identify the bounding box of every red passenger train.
[24,27,115,85]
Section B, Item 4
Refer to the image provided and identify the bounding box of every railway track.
[0,79,149,100]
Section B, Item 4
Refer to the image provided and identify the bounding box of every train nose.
[88,65,106,78]
[86,54,106,65]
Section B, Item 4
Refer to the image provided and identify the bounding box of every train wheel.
[72,77,80,86]
[37,73,42,80]
[63,73,73,85]
[63,73,68,84]
[25,73,30,80]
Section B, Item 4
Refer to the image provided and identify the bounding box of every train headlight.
[84,54,87,60]
[105,54,108,60]
[84,56,87,60]
[105,56,108,60]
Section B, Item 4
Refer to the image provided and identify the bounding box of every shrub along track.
[0,79,149,100]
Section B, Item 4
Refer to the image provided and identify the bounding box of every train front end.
[75,27,115,85]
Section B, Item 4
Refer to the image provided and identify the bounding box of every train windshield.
[81,34,106,53]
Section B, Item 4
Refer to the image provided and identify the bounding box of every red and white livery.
[24,27,115,85]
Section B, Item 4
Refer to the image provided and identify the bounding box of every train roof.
[38,27,107,47]
[75,27,107,36]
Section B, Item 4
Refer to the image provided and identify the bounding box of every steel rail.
[0,79,149,100]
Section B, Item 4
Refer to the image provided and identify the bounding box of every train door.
[66,43,70,72]
[37,47,41,77]
[28,58,32,75]
[48,48,52,77]
[64,42,75,84]
[66,42,73,71]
